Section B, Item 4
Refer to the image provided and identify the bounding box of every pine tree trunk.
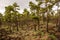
[37,19,40,30]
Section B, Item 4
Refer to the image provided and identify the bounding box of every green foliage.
[32,16,39,20]
[49,34,57,40]
[23,9,29,16]
[13,2,19,7]
[5,5,14,13]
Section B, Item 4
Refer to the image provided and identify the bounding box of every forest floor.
[0,22,60,40]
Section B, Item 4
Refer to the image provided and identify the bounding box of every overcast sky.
[0,0,36,13]
[0,0,58,13]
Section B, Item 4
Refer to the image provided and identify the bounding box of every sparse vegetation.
[0,0,60,40]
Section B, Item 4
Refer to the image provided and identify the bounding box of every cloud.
[0,0,58,13]
[52,5,58,11]
[0,0,35,13]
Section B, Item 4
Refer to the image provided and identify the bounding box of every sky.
[0,0,59,13]
[0,0,36,13]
